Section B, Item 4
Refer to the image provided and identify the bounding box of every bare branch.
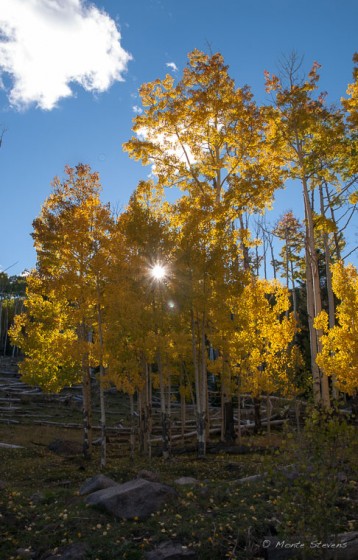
[0,127,7,148]
[277,51,305,88]
[338,205,357,233]
[342,246,358,260]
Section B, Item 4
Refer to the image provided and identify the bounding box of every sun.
[150,264,166,280]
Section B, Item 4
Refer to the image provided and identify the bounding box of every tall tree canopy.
[124,49,284,215]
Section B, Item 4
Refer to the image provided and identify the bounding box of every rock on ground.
[85,477,176,520]
[79,474,118,496]
[40,542,89,559]
[15,549,34,559]
[174,477,198,486]
[145,540,197,559]
[137,469,160,482]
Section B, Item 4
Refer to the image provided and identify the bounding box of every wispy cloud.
[0,0,132,110]
[132,105,143,114]
[166,62,178,73]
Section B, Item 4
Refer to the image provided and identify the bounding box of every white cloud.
[132,105,143,114]
[166,62,178,73]
[0,0,132,110]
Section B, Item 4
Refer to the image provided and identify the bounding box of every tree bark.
[191,308,206,458]
[236,386,242,443]
[253,397,261,434]
[129,393,135,460]
[96,293,106,469]
[158,350,170,459]
[302,173,330,408]
[319,184,338,400]
[82,364,92,460]
[99,364,106,470]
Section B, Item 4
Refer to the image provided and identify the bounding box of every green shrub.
[275,408,357,554]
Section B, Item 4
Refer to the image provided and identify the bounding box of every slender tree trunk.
[99,364,106,469]
[191,308,205,458]
[255,243,260,276]
[12,299,24,358]
[295,399,301,434]
[147,362,152,460]
[268,237,277,279]
[81,323,92,460]
[302,174,330,408]
[11,299,18,358]
[220,381,224,441]
[138,359,149,455]
[253,397,261,434]
[305,238,322,404]
[3,304,8,356]
[319,184,338,399]
[285,232,290,292]
[205,372,210,440]
[290,260,298,318]
[158,350,169,459]
[180,365,186,447]
[82,364,92,459]
[239,214,250,270]
[262,233,268,280]
[167,369,172,452]
[319,185,335,330]
[237,384,241,443]
[325,184,342,260]
[199,311,208,456]
[96,294,106,469]
[221,353,235,442]
[129,393,135,460]
[266,395,272,438]
[138,388,144,454]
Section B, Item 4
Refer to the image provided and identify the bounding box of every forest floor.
[1,422,357,559]
[0,359,357,559]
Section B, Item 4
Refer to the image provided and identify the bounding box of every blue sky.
[0,0,357,276]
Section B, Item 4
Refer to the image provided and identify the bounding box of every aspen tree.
[233,278,298,392]
[315,263,358,395]
[342,53,358,132]
[106,184,175,458]
[274,212,304,316]
[124,50,284,454]
[10,274,80,390]
[11,164,113,460]
[265,56,346,407]
[341,53,358,206]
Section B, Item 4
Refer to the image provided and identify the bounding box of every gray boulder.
[137,469,160,482]
[79,474,118,496]
[41,542,89,559]
[15,549,34,559]
[85,477,176,520]
[145,541,197,559]
[174,477,198,486]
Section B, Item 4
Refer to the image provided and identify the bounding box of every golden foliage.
[10,164,113,392]
[315,263,358,395]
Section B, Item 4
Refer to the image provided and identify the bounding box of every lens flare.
[151,264,166,280]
